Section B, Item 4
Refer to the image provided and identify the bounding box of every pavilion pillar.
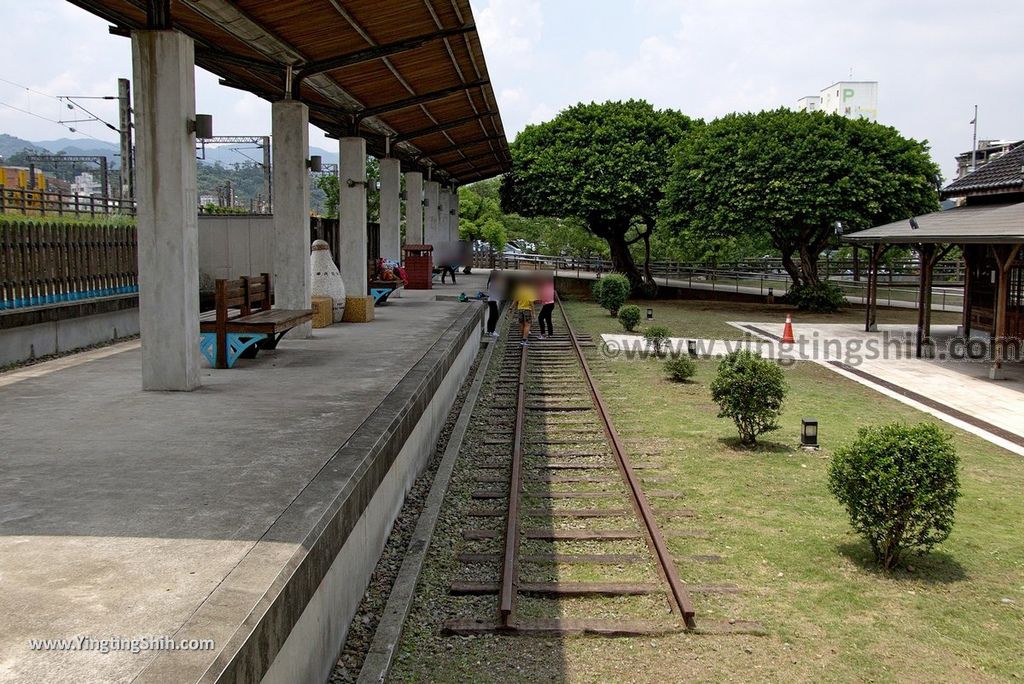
[989,244,1021,380]
[379,158,401,261]
[339,137,368,298]
[424,180,441,246]
[915,244,935,358]
[131,30,200,391]
[405,171,423,245]
[271,100,312,338]
[864,244,884,333]
[961,245,973,338]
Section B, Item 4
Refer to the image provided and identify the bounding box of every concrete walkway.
[0,278,483,684]
[736,322,1024,456]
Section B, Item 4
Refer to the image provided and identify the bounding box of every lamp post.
[801,418,819,450]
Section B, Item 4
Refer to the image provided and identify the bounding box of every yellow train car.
[0,166,47,191]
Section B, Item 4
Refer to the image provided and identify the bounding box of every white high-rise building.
[797,81,878,121]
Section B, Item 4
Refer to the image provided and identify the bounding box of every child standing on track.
[537,276,555,339]
[510,278,537,346]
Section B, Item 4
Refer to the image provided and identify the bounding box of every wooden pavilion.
[844,143,1024,377]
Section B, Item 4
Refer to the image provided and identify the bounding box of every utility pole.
[970,105,978,174]
[118,78,134,201]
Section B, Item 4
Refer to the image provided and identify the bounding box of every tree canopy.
[661,109,940,286]
[500,99,693,287]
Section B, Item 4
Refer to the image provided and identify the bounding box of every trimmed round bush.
[595,273,630,316]
[618,304,642,332]
[710,350,786,447]
[786,281,846,312]
[665,355,696,382]
[644,325,672,356]
[828,422,960,570]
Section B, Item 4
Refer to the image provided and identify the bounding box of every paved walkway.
[0,277,483,684]
[601,322,1024,456]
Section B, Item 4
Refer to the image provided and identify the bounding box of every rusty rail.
[556,294,697,628]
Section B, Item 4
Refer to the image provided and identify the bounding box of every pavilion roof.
[843,202,1024,244]
[941,143,1024,199]
[69,0,510,184]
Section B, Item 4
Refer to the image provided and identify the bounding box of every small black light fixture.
[422,197,430,207]
[687,339,698,357]
[801,418,819,449]
[909,217,920,231]
[306,155,322,172]
[646,307,654,320]
[833,220,844,235]
[187,113,214,138]
[374,179,382,192]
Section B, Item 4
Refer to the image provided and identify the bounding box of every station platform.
[0,276,487,684]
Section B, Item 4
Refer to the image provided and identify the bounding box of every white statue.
[310,239,346,322]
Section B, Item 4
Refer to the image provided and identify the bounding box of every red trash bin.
[402,244,434,290]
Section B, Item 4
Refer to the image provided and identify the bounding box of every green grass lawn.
[560,297,1023,682]
[562,297,960,342]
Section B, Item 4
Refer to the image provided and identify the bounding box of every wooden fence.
[0,186,136,218]
[0,219,138,310]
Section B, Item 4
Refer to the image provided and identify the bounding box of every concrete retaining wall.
[0,299,140,367]
[197,214,274,285]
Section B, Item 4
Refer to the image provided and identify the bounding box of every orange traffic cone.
[781,314,795,344]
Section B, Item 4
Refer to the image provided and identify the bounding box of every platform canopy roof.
[843,202,1024,245]
[70,0,511,184]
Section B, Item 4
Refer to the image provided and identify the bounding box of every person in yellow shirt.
[510,279,538,346]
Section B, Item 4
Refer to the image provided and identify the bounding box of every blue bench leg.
[199,332,266,368]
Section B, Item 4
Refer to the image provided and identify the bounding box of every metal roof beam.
[442,150,508,168]
[392,111,497,144]
[421,134,504,158]
[356,79,489,120]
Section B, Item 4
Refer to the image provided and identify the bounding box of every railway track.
[443,297,759,637]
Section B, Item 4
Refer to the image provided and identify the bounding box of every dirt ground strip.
[328,342,486,683]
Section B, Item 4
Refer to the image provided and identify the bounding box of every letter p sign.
[843,88,855,102]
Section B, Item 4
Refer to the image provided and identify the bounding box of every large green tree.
[500,100,693,287]
[662,109,940,286]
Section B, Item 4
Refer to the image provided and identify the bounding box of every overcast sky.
[1,0,1021,179]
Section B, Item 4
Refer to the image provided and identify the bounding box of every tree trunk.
[799,243,820,286]
[641,223,654,286]
[780,250,803,287]
[605,231,643,289]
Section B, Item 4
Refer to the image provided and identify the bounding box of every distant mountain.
[0,134,45,159]
[1,132,339,174]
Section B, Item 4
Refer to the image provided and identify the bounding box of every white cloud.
[477,0,543,67]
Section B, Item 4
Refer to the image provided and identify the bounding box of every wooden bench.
[369,279,403,305]
[199,273,313,369]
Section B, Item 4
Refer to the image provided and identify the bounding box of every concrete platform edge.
[134,302,485,684]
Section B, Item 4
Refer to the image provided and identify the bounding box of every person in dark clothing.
[440,264,458,284]
[537,276,555,338]
[486,271,501,336]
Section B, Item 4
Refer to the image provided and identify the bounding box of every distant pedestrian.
[510,278,537,346]
[486,271,501,338]
[537,276,555,339]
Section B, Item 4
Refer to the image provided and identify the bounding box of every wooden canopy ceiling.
[68,0,511,184]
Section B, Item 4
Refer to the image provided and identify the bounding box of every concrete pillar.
[271,100,312,338]
[131,30,200,391]
[405,171,423,246]
[424,180,441,246]
[339,137,367,297]
[437,187,449,245]
[452,187,461,242]
[379,158,401,261]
